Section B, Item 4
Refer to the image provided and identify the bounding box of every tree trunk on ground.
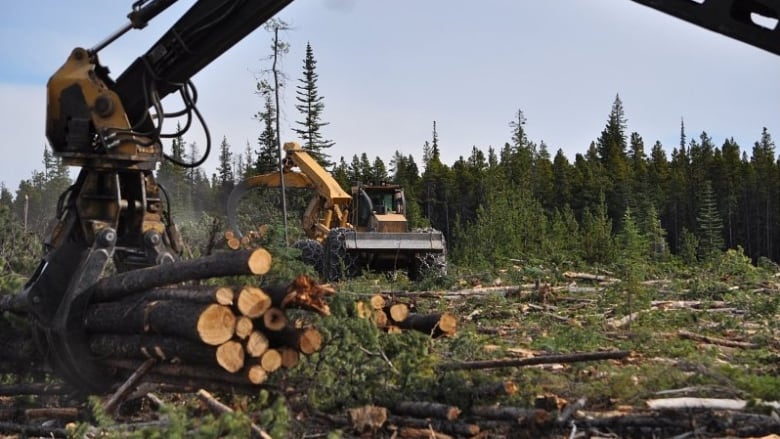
[389,401,461,421]
[90,249,272,302]
[85,301,236,346]
[398,313,457,337]
[89,334,216,364]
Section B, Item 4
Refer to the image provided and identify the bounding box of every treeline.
[4,94,777,274]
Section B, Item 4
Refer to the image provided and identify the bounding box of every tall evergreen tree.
[696,180,724,259]
[293,42,334,168]
[254,93,279,175]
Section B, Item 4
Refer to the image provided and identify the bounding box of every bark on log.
[389,401,461,421]
[398,313,457,337]
[85,300,236,346]
[0,383,71,396]
[388,415,480,437]
[473,381,518,398]
[125,286,235,305]
[90,248,272,302]
[216,340,245,373]
[439,350,631,371]
[105,359,253,387]
[237,286,272,318]
[89,334,216,364]
[246,331,270,358]
[23,407,80,420]
[471,405,550,425]
[0,421,66,438]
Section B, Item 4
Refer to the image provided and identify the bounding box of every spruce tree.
[293,42,334,168]
[696,180,724,259]
[254,93,279,175]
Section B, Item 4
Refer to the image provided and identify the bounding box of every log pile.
[355,294,457,337]
[0,248,336,391]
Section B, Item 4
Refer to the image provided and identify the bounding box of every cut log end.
[279,347,300,369]
[237,286,272,319]
[438,313,458,335]
[248,248,273,275]
[298,327,323,355]
[388,303,410,323]
[235,316,254,339]
[370,294,386,310]
[246,331,270,358]
[197,304,237,346]
[263,308,288,331]
[216,340,245,373]
[260,349,282,373]
[248,365,268,385]
[215,287,235,306]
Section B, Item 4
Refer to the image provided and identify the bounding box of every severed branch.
[104,358,157,414]
[196,389,272,439]
[439,350,631,371]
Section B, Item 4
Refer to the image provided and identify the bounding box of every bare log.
[389,401,461,421]
[646,397,748,410]
[237,286,272,318]
[678,330,759,349]
[216,340,245,373]
[85,300,236,346]
[196,389,272,439]
[398,313,457,337]
[439,350,631,371]
[398,427,453,439]
[91,248,272,302]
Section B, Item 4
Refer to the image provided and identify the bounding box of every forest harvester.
[227,142,447,281]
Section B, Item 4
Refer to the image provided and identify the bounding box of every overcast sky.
[1,1,778,191]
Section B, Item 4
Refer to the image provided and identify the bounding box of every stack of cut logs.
[356,294,457,337]
[222,227,268,251]
[0,247,334,391]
